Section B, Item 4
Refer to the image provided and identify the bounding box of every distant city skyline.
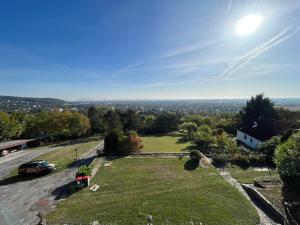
[0,0,300,100]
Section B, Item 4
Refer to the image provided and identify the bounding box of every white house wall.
[237,130,262,149]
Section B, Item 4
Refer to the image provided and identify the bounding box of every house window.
[250,138,253,143]
[244,134,247,140]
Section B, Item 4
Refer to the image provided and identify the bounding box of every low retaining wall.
[241,184,284,224]
[98,152,190,157]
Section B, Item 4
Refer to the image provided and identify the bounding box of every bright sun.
[235,14,262,35]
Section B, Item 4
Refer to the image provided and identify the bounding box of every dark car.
[18,160,56,175]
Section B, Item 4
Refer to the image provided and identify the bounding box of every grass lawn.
[9,136,101,176]
[32,136,101,172]
[141,132,195,152]
[225,165,278,184]
[47,158,259,225]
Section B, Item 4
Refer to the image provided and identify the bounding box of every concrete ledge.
[241,184,284,224]
[98,152,190,157]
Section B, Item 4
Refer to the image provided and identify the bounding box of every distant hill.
[0,95,66,104]
[0,95,67,112]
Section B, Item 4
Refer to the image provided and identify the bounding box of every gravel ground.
[0,142,103,225]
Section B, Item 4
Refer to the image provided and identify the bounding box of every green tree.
[144,115,156,133]
[257,136,281,165]
[104,129,124,153]
[239,94,277,122]
[22,111,90,139]
[193,125,215,152]
[180,122,198,139]
[153,112,180,133]
[224,136,239,155]
[10,112,28,139]
[87,106,107,134]
[121,109,142,132]
[0,112,12,141]
[103,110,123,133]
[275,131,300,189]
[185,115,205,127]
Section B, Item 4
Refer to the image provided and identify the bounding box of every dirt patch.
[31,198,50,211]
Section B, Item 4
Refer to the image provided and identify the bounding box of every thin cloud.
[226,0,233,12]
[113,38,222,76]
[219,26,300,79]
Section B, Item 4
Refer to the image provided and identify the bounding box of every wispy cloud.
[112,37,222,76]
[218,26,300,79]
[226,0,233,12]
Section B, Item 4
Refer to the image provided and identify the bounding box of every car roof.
[22,160,48,165]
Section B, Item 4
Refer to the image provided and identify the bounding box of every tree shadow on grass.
[0,174,46,186]
[67,155,98,169]
[184,159,199,171]
[176,135,191,144]
[52,180,80,200]
[182,145,198,152]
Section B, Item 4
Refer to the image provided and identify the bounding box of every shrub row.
[212,152,266,168]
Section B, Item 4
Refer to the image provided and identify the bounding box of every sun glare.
[235,14,262,35]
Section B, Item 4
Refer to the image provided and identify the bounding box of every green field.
[141,133,195,152]
[33,136,101,172]
[47,158,259,225]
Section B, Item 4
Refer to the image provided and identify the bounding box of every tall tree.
[87,106,106,134]
[121,109,142,132]
[180,122,198,139]
[153,112,180,133]
[0,112,12,141]
[239,94,277,122]
[103,110,123,133]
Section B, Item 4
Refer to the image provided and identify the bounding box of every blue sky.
[0,0,300,100]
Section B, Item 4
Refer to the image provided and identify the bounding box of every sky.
[0,0,300,100]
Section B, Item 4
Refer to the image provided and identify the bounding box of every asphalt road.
[0,142,104,225]
[0,146,63,181]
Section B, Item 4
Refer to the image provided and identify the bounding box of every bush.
[126,130,138,136]
[122,134,143,153]
[190,150,201,162]
[104,129,143,154]
[193,125,215,153]
[77,165,92,176]
[249,154,265,167]
[212,153,228,167]
[231,153,250,169]
[257,136,281,166]
[275,131,300,189]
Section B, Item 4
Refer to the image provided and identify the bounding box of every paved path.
[0,142,104,225]
[0,145,63,181]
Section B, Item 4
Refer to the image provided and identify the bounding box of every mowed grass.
[142,133,194,152]
[225,165,278,184]
[47,158,259,225]
[34,137,101,172]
